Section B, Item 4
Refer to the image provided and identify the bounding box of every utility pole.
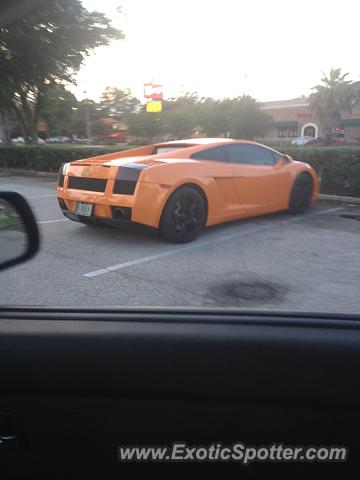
[85,101,92,141]
[83,89,92,142]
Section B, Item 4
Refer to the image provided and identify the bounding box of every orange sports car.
[57,138,319,243]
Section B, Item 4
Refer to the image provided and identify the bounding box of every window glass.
[226,145,276,165]
[190,146,229,162]
[153,145,194,154]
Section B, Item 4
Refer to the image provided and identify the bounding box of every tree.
[228,96,271,139]
[126,93,271,141]
[0,0,123,143]
[72,99,103,138]
[127,109,163,141]
[309,68,355,139]
[98,87,140,119]
[0,82,15,142]
[37,83,78,136]
[198,97,232,137]
[0,1,46,27]
[161,95,198,138]
[160,93,225,138]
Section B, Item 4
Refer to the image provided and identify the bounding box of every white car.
[11,136,26,144]
[291,136,315,146]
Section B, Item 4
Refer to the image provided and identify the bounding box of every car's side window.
[272,151,283,163]
[226,144,277,165]
[190,146,229,163]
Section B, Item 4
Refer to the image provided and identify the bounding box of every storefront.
[261,99,360,140]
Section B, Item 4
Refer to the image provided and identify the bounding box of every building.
[261,98,360,140]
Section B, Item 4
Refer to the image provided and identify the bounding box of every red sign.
[144,83,163,100]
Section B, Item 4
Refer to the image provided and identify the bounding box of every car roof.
[152,138,283,157]
[161,138,236,145]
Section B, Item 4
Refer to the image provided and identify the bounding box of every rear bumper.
[57,179,170,228]
[61,208,158,235]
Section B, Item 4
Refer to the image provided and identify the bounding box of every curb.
[318,194,360,205]
[0,168,58,178]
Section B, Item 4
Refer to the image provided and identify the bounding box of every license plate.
[75,202,93,217]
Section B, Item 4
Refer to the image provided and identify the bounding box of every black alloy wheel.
[160,186,206,243]
[289,173,314,214]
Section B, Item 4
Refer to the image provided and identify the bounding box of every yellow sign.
[146,100,162,113]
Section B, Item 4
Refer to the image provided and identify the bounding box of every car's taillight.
[113,164,147,195]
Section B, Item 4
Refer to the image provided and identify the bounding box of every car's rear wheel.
[160,186,206,243]
[289,173,313,214]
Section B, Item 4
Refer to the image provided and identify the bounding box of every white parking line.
[83,207,343,278]
[38,219,68,224]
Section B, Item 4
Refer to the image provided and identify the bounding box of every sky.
[69,0,360,102]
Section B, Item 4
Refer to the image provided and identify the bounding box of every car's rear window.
[153,145,194,154]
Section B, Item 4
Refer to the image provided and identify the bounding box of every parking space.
[0,175,359,313]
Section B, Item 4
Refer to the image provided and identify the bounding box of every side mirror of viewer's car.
[0,192,40,272]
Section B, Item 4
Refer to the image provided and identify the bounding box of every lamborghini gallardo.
[57,138,319,243]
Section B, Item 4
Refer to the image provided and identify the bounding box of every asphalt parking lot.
[0,174,359,313]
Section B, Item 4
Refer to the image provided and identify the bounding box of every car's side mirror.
[0,192,40,272]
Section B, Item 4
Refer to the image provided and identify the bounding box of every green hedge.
[1,144,360,197]
[277,146,360,197]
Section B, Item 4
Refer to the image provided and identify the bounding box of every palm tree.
[309,68,355,139]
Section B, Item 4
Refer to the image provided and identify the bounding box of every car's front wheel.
[160,186,206,243]
[289,173,314,214]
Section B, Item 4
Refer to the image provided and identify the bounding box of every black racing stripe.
[113,164,147,195]
[116,164,147,181]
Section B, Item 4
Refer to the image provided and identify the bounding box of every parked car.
[291,136,315,146]
[48,136,72,143]
[11,136,26,144]
[306,136,360,146]
[57,138,319,243]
